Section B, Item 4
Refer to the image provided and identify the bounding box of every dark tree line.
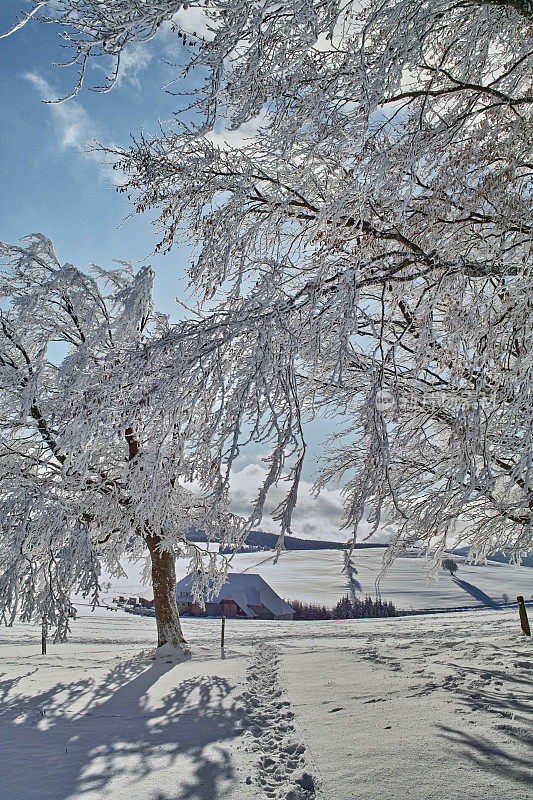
[287,596,398,620]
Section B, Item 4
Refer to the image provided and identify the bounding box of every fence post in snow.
[221,615,226,648]
[517,596,531,636]
[41,618,47,655]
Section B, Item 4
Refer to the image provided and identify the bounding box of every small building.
[175,573,295,620]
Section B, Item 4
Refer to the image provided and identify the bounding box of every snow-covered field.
[1,608,532,800]
[97,548,533,611]
[229,549,533,610]
[3,551,532,799]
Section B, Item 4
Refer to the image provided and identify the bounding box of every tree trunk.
[145,533,188,650]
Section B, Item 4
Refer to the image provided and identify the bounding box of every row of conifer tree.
[287,596,398,620]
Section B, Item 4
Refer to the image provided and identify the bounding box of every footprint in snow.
[241,643,317,799]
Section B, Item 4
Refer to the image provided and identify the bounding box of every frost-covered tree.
[5,1,533,564]
[0,235,301,648]
[441,558,459,577]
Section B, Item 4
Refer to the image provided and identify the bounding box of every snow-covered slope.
[96,549,533,613]
[230,549,533,610]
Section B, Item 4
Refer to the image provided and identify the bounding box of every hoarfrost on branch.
[2,1,533,623]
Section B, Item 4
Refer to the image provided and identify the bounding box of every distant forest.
[187,528,387,552]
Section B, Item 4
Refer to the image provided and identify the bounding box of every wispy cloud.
[115,45,153,89]
[23,71,123,185]
[24,72,92,148]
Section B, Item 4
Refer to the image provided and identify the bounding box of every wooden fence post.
[221,615,226,648]
[517,596,531,636]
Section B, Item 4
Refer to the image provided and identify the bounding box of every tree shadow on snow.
[437,723,532,785]
[345,558,362,599]
[452,577,499,608]
[438,661,533,785]
[0,652,245,800]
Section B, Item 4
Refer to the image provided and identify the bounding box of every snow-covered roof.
[175,573,294,617]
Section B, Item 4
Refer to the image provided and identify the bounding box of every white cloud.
[228,463,392,543]
[206,110,268,150]
[24,72,91,148]
[185,458,394,544]
[160,8,216,45]
[23,71,123,185]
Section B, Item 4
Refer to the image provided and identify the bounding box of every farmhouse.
[175,573,295,620]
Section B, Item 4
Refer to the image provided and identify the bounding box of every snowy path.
[0,609,531,799]
[241,643,316,799]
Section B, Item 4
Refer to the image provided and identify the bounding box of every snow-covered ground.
[5,552,531,799]
[96,548,533,611]
[1,609,531,800]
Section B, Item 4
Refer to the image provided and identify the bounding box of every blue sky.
[1,1,196,317]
